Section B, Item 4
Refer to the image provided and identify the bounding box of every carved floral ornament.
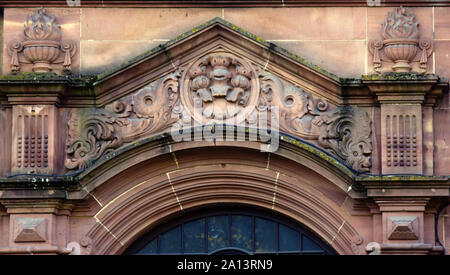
[7,8,77,73]
[369,6,433,73]
[65,52,372,173]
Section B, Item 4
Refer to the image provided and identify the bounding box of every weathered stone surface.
[3,8,80,74]
[388,216,419,240]
[81,8,222,40]
[13,217,47,242]
[434,7,450,40]
[276,41,366,77]
[0,7,449,256]
[224,7,366,40]
[368,7,433,74]
[80,40,159,74]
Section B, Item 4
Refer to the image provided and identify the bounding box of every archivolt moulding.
[82,159,364,255]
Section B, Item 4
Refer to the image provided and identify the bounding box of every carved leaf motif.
[24,8,62,41]
[382,7,419,40]
[259,72,372,172]
[188,54,253,119]
[65,109,123,170]
[368,6,433,73]
[7,8,77,73]
[317,106,372,172]
[259,72,327,140]
[65,71,181,170]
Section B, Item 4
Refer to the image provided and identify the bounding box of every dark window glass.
[137,238,157,254]
[208,215,229,252]
[183,218,206,253]
[128,209,335,255]
[160,226,181,253]
[302,235,323,252]
[255,218,276,252]
[231,215,252,251]
[279,224,300,252]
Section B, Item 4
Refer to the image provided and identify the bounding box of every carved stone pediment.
[64,18,372,173]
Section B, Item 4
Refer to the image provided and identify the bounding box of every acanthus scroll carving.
[7,8,77,74]
[65,71,180,170]
[65,52,372,173]
[368,6,433,73]
[259,72,372,172]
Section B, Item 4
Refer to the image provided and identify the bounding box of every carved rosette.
[65,53,372,173]
[181,53,258,123]
[369,6,432,73]
[7,8,77,73]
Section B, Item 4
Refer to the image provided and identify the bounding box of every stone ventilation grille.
[386,114,417,167]
[16,112,49,169]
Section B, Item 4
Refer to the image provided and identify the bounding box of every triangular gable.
[91,17,345,106]
[63,18,373,176]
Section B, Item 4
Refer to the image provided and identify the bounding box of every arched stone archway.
[78,140,365,255]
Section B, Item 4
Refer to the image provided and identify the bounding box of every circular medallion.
[181,52,259,124]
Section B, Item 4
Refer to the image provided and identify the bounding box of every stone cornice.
[362,73,448,105]
[2,0,450,7]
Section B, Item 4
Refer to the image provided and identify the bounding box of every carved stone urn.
[382,7,420,72]
[23,8,63,72]
[369,7,432,73]
[383,39,419,72]
[8,8,76,73]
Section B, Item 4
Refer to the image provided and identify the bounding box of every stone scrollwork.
[182,53,258,123]
[65,71,181,170]
[259,72,372,172]
[65,52,372,173]
[316,106,372,172]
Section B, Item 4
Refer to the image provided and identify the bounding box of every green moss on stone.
[362,72,439,81]
[93,17,342,84]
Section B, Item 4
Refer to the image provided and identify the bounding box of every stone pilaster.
[0,200,74,255]
[363,74,445,175]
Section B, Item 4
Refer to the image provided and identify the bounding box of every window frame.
[124,205,336,255]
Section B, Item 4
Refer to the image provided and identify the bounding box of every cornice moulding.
[2,1,450,7]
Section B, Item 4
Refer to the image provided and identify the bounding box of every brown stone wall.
[0,5,449,255]
[2,7,448,175]
[0,6,446,78]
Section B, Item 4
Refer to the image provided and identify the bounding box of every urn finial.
[369,6,433,74]
[7,8,77,74]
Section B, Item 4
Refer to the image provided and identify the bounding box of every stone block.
[387,216,419,240]
[13,217,47,243]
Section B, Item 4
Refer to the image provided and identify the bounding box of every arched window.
[125,207,336,255]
